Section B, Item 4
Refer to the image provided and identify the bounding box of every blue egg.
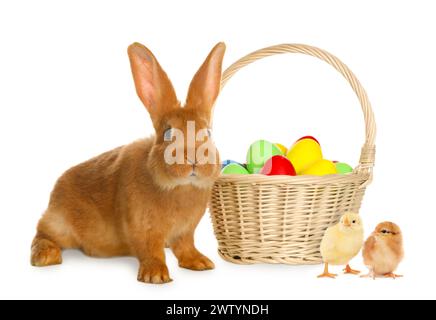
[221,160,240,169]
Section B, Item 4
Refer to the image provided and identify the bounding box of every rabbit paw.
[179,255,215,271]
[137,260,172,284]
[31,238,62,267]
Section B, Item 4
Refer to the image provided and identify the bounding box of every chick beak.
[343,217,351,227]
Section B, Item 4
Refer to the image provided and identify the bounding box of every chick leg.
[343,264,360,275]
[384,272,403,279]
[317,263,337,279]
[360,268,376,279]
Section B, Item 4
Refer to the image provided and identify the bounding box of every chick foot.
[384,272,403,279]
[360,273,376,280]
[317,263,337,279]
[317,272,338,279]
[343,264,360,275]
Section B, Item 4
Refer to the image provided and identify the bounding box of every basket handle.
[220,44,376,173]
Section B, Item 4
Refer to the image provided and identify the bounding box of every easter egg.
[335,162,353,174]
[221,163,250,175]
[296,136,320,145]
[260,155,296,176]
[301,159,337,176]
[286,138,323,174]
[275,143,288,155]
[221,159,239,169]
[246,140,282,173]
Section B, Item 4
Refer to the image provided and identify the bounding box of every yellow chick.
[318,213,364,278]
[362,222,404,279]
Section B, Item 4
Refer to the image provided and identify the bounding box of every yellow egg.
[275,143,288,155]
[301,159,337,176]
[286,139,323,174]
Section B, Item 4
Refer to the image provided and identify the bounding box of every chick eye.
[352,220,356,224]
[164,128,173,141]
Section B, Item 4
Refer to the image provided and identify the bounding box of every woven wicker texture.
[210,44,376,265]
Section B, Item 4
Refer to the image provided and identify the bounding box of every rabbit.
[30,42,226,284]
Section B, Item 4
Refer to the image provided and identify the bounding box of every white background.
[1,0,435,300]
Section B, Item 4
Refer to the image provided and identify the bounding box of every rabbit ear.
[186,42,226,119]
[128,43,178,123]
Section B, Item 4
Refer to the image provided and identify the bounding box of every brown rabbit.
[30,42,226,284]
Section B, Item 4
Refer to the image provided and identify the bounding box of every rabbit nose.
[187,159,197,177]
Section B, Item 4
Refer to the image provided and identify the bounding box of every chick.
[318,213,364,278]
[362,222,404,279]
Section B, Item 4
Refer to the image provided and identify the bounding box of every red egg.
[260,155,297,176]
[295,136,320,145]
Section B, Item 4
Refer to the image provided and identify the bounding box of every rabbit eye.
[164,128,173,141]
[381,230,388,234]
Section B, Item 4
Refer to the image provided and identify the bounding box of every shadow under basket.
[209,44,376,265]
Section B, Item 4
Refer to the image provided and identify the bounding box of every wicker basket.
[210,44,376,265]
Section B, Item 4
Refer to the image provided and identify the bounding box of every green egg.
[246,140,282,174]
[335,162,353,174]
[221,163,250,175]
